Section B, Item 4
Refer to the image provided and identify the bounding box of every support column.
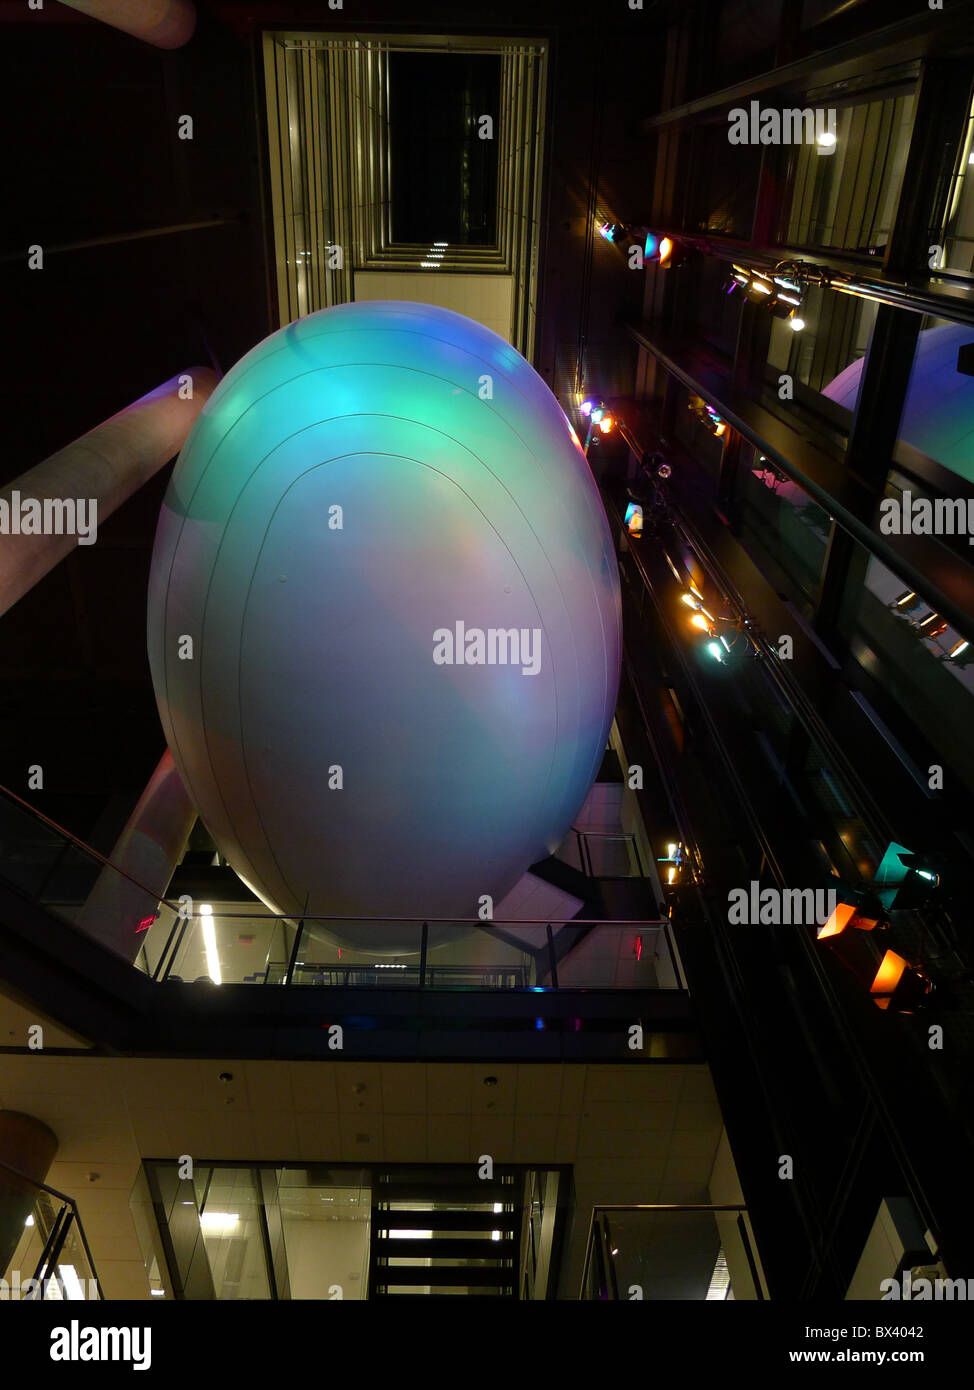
[0,1112,58,1278]
[0,367,218,619]
[76,750,197,964]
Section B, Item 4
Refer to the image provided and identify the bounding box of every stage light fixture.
[590,405,605,423]
[872,843,943,910]
[680,591,702,609]
[895,851,945,890]
[598,221,628,243]
[598,414,614,434]
[657,840,684,885]
[624,502,643,538]
[706,641,724,663]
[870,951,932,1013]
[580,399,595,417]
[817,894,884,940]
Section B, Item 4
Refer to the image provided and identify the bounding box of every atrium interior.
[1,0,973,1319]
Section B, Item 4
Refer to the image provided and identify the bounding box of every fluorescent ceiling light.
[57,1265,85,1301]
[200,1212,239,1232]
[200,903,222,985]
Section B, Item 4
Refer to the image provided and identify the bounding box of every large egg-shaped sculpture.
[824,322,974,484]
[147,301,621,950]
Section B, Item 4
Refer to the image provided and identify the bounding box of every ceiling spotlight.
[590,405,605,423]
[948,639,970,659]
[706,641,724,663]
[690,612,711,632]
[658,236,675,268]
[598,414,614,434]
[788,315,806,332]
[816,130,837,149]
[680,591,702,609]
[580,399,595,416]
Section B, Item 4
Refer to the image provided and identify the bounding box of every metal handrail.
[579,1203,751,1301]
[158,913,672,924]
[0,781,182,913]
[0,1156,102,1300]
[0,782,681,993]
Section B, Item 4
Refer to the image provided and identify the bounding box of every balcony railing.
[0,782,687,994]
[0,1158,101,1301]
[580,1204,762,1301]
[150,911,685,992]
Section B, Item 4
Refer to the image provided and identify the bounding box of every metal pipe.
[0,367,218,618]
[55,0,196,49]
[0,217,240,263]
[0,1113,59,1276]
[642,230,974,326]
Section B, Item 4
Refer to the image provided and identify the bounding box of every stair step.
[371,1209,517,1232]
[373,1183,515,1204]
[372,1265,514,1288]
[374,1169,521,1187]
[370,1292,516,1300]
[372,1237,517,1259]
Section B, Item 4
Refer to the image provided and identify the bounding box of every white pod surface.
[147,301,621,951]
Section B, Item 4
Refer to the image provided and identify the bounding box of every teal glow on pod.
[147,301,622,950]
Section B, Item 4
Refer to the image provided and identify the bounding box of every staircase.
[369,1167,522,1299]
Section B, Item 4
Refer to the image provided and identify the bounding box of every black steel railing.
[580,1204,760,1301]
[0,1158,102,1301]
